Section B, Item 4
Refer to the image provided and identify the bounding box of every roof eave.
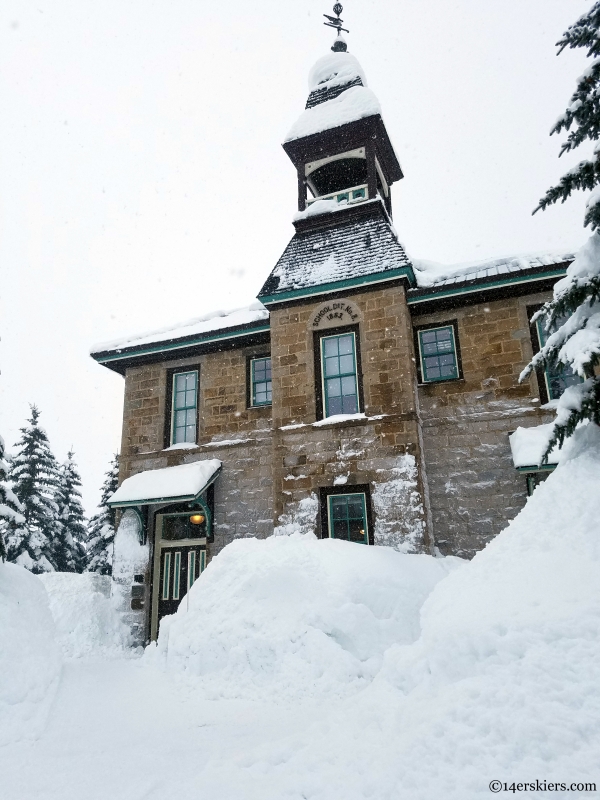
[91,322,271,374]
[108,464,223,508]
[283,115,403,183]
[259,266,416,308]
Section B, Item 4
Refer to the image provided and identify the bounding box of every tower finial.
[323,3,349,52]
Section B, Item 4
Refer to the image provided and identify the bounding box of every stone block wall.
[118,347,275,562]
[413,291,554,557]
[269,287,432,553]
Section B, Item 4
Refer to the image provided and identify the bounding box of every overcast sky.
[0,0,593,514]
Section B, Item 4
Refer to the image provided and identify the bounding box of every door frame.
[150,505,209,641]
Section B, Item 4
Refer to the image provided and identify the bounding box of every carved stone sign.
[309,299,362,330]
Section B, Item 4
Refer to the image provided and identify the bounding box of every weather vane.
[324,3,349,51]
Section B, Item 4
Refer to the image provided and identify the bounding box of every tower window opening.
[308,157,367,198]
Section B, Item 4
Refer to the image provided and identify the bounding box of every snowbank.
[39,573,131,658]
[112,509,149,581]
[311,423,600,797]
[0,562,60,745]
[149,534,459,702]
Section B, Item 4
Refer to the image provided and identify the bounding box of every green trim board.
[407,267,568,306]
[516,464,557,474]
[259,266,415,306]
[92,324,271,365]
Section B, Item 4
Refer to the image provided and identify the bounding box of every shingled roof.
[257,200,415,305]
[407,252,573,313]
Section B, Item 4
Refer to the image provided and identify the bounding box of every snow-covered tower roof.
[257,7,411,307]
[280,7,402,219]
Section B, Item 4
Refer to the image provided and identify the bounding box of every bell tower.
[282,3,403,217]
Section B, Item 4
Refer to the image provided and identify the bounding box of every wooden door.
[157,544,206,628]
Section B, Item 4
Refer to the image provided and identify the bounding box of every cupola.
[282,5,403,217]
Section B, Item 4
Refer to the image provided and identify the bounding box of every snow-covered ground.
[1,425,599,799]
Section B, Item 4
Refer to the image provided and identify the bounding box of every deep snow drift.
[281,424,600,797]
[0,562,60,746]
[2,426,600,799]
[148,535,461,701]
[39,572,131,658]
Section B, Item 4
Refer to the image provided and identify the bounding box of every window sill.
[417,378,465,388]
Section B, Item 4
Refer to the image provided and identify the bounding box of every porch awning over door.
[108,459,222,508]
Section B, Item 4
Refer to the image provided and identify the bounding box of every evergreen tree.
[6,406,61,572]
[523,3,600,457]
[0,434,25,562]
[54,450,88,572]
[86,454,119,575]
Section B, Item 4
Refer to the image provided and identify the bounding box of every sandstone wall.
[414,291,554,557]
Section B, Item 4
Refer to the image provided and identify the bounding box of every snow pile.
[109,459,221,506]
[39,573,131,658]
[149,534,458,702]
[308,51,367,93]
[509,422,562,467]
[112,510,148,581]
[332,423,600,796]
[91,301,268,354]
[0,562,60,745]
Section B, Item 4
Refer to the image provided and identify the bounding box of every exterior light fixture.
[190,513,205,525]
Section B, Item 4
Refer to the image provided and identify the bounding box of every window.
[321,332,360,417]
[250,357,272,406]
[417,325,460,383]
[319,485,373,545]
[171,370,198,444]
[536,317,582,401]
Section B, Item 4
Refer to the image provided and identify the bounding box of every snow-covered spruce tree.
[54,450,88,572]
[86,454,119,575]
[0,434,25,562]
[523,3,600,458]
[6,406,61,572]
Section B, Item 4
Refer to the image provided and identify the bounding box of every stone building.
[91,38,578,642]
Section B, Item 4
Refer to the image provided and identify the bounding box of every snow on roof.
[91,302,269,355]
[258,201,412,299]
[308,52,367,93]
[411,252,574,290]
[286,85,381,142]
[108,460,222,507]
[509,423,561,469]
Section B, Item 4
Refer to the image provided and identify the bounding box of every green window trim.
[172,551,181,600]
[187,550,197,593]
[418,325,459,383]
[535,318,582,401]
[171,370,198,445]
[327,493,369,545]
[250,357,272,407]
[162,552,171,601]
[320,332,360,418]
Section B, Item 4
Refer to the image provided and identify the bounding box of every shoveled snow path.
[1,657,328,800]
